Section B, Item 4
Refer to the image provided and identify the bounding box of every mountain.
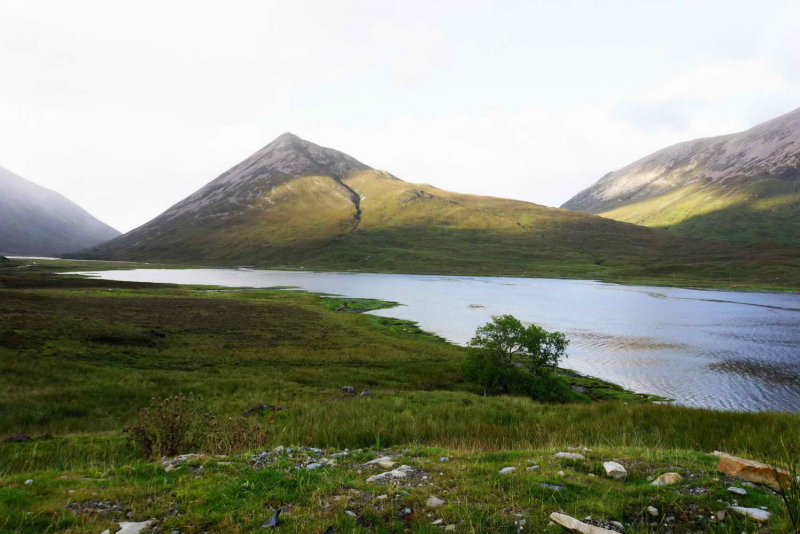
[74,133,800,286]
[0,166,120,256]
[562,106,800,244]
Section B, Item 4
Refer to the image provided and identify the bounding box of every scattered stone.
[367,465,414,483]
[331,451,349,458]
[445,525,456,531]
[539,483,564,491]
[647,506,659,517]
[345,511,357,517]
[339,386,356,395]
[499,467,517,475]
[527,465,540,472]
[367,456,393,465]
[557,471,565,477]
[377,494,388,500]
[440,457,448,463]
[729,506,771,523]
[549,513,619,534]
[262,508,282,528]
[24,479,33,485]
[651,473,683,486]
[715,510,726,521]
[714,452,790,492]
[360,389,373,397]
[609,521,624,530]
[432,519,444,525]
[66,500,124,518]
[426,495,445,508]
[568,446,593,453]
[603,462,627,479]
[118,521,155,534]
[377,461,396,469]
[307,463,323,471]
[555,452,585,461]
[728,486,747,495]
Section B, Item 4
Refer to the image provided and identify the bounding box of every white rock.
[445,526,456,532]
[728,486,747,495]
[499,467,517,474]
[557,471,565,476]
[603,462,627,479]
[549,513,619,534]
[647,506,659,517]
[526,466,539,472]
[555,452,585,461]
[367,465,413,483]
[377,494,388,500]
[432,519,444,525]
[118,521,155,534]
[24,479,33,485]
[651,472,683,486]
[367,456,393,465]
[729,506,771,523]
[306,463,323,470]
[345,510,357,517]
[426,495,445,507]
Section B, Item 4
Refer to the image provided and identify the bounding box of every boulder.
[651,472,683,486]
[549,513,619,534]
[555,452,585,461]
[714,452,791,492]
[602,462,627,479]
[729,506,771,523]
[426,495,445,507]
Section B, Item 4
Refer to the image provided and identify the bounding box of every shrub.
[124,393,214,457]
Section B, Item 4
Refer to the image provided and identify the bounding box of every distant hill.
[562,106,800,244]
[0,166,120,256]
[74,133,800,285]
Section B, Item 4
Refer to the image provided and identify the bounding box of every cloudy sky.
[2,0,799,232]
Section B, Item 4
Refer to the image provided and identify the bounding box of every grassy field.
[2,259,799,533]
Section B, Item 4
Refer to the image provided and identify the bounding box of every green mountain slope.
[562,107,800,245]
[74,134,800,289]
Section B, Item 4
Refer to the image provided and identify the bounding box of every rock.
[549,512,619,534]
[440,457,448,463]
[647,506,659,517]
[610,521,624,530]
[366,456,393,465]
[345,511,356,517]
[432,519,444,525]
[568,446,592,453]
[728,486,747,495]
[603,462,627,479]
[262,508,282,528]
[729,506,771,523]
[715,510,726,521]
[377,494,388,500]
[24,479,33,485]
[360,389,373,397]
[557,471,565,476]
[339,386,356,395]
[426,495,445,508]
[1,434,32,443]
[714,452,791,492]
[555,452,585,461]
[307,463,323,470]
[377,461,396,469]
[499,467,517,475]
[445,525,456,532]
[118,521,155,534]
[367,465,413,483]
[651,473,683,486]
[243,404,286,415]
[527,466,539,472]
[539,483,564,490]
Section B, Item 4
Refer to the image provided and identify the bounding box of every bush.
[463,352,586,404]
[124,393,278,457]
[124,393,213,458]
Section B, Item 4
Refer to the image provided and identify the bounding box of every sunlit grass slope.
[598,178,800,246]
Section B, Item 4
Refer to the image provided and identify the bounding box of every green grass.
[2,260,799,533]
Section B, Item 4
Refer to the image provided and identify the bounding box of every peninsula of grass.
[1,259,799,533]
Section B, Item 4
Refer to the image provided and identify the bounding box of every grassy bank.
[1,259,799,533]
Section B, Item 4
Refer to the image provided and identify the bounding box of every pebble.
[728,486,747,495]
[445,525,456,532]
[307,463,323,470]
[555,452,585,461]
[426,495,445,507]
[526,465,539,472]
[647,506,659,517]
[499,467,516,474]
[24,479,33,485]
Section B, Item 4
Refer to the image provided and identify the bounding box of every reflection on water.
[68,268,800,412]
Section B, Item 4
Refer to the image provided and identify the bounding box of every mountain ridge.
[562,106,800,244]
[0,166,120,256]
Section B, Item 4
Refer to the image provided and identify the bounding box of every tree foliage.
[468,315,568,376]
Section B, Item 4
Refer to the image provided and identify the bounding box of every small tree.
[468,315,568,377]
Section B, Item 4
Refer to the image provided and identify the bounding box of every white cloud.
[0,0,798,230]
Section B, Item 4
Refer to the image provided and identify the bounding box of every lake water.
[71,268,800,412]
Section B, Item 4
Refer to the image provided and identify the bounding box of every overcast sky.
[2,0,799,232]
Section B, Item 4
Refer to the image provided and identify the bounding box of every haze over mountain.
[562,106,800,245]
[0,166,120,256]
[74,134,800,283]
